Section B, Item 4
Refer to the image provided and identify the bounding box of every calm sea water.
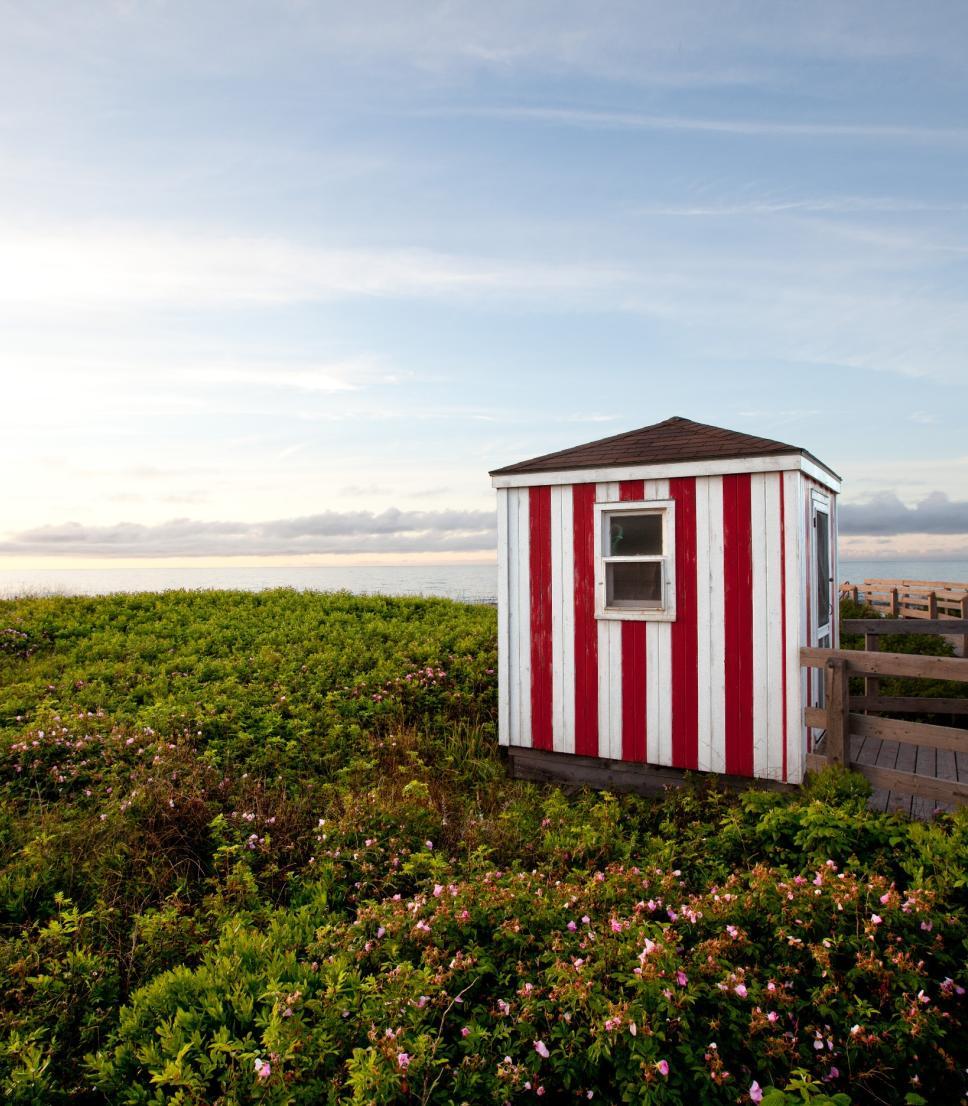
[0,559,965,602]
[0,564,500,603]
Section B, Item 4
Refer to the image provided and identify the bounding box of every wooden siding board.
[782,471,803,782]
[723,473,754,776]
[643,479,671,765]
[515,488,532,747]
[557,485,576,754]
[670,477,699,770]
[596,483,622,762]
[764,473,785,780]
[694,475,726,774]
[529,486,553,750]
[572,483,599,757]
[619,480,647,761]
[750,473,770,779]
[496,487,511,746]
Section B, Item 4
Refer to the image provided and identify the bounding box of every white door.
[811,490,833,650]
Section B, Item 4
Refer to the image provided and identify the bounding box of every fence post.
[864,632,879,715]
[824,658,849,766]
[890,588,899,616]
[851,586,859,603]
[961,596,968,658]
[928,591,938,619]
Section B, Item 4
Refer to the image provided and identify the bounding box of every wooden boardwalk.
[849,733,968,819]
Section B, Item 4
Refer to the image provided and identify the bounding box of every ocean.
[0,559,966,602]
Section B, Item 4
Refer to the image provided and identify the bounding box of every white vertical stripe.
[507,486,520,745]
[596,481,621,760]
[763,473,784,780]
[559,486,576,755]
[750,473,770,779]
[695,476,725,774]
[783,470,804,783]
[643,478,672,766]
[550,486,565,752]
[497,488,511,747]
[798,474,811,761]
[516,488,532,747]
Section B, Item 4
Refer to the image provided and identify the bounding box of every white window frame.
[593,499,677,622]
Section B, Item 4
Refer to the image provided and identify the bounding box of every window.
[594,500,676,621]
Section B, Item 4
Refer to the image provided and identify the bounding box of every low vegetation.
[0,590,965,1104]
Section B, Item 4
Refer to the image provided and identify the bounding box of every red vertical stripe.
[529,486,553,750]
[779,476,788,782]
[618,480,647,761]
[670,478,698,770]
[572,483,599,756]
[723,473,754,776]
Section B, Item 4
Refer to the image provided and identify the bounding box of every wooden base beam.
[507,746,797,796]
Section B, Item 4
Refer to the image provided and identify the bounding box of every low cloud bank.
[839,491,968,535]
[0,509,497,558]
[5,491,965,558]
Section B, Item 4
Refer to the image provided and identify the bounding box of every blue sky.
[2,1,967,565]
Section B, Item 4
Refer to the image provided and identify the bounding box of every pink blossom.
[749,1080,763,1103]
[879,891,891,905]
[676,970,688,986]
[638,938,657,963]
[433,884,444,897]
[567,920,577,931]
[735,983,748,998]
[461,1026,470,1037]
[581,915,591,924]
[254,1058,271,1081]
[656,1059,670,1077]
[610,918,623,933]
[397,1052,411,1069]
[726,924,739,939]
[871,913,882,925]
[534,1040,550,1059]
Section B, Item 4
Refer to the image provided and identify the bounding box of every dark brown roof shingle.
[490,416,838,478]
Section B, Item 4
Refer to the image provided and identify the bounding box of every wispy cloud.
[459,107,968,144]
[0,508,498,557]
[634,197,968,217]
[0,224,625,309]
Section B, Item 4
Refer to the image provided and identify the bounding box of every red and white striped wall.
[496,467,837,784]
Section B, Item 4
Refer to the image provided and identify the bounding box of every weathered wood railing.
[839,578,968,620]
[801,618,968,807]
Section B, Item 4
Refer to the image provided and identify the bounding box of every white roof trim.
[491,453,841,493]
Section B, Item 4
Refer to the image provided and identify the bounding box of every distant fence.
[801,618,968,808]
[839,578,968,620]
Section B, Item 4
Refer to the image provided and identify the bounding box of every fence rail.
[801,619,968,808]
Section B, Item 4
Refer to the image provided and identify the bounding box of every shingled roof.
[490,416,838,477]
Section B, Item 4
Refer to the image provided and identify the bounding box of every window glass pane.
[606,561,662,607]
[608,512,662,556]
[816,510,830,627]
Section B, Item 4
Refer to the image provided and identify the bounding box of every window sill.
[595,607,677,623]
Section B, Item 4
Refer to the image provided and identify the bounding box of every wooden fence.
[839,578,968,620]
[801,618,968,807]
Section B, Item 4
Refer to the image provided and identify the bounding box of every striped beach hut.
[490,417,841,789]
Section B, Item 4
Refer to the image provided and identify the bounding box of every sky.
[1,0,967,567]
